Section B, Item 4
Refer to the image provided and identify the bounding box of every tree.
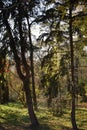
[69,1,78,129]
[0,0,39,127]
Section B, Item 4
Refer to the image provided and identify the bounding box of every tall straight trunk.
[23,78,39,126]
[27,17,38,110]
[30,51,38,110]
[69,1,78,130]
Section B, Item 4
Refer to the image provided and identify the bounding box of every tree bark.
[23,78,39,126]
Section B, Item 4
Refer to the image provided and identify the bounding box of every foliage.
[40,46,60,106]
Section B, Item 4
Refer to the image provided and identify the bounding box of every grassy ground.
[0,102,87,130]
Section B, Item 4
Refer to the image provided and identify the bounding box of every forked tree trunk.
[1,0,39,125]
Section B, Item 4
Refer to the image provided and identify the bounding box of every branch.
[1,1,25,81]
[0,2,18,11]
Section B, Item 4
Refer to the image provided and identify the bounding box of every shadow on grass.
[0,103,53,130]
[38,124,53,130]
[31,124,73,130]
[60,125,73,130]
[0,111,29,126]
[25,123,54,130]
[0,103,29,126]
[59,125,87,130]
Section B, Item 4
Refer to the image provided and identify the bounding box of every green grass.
[0,102,29,126]
[0,102,87,130]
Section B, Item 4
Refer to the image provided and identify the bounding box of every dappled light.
[0,102,87,130]
[0,0,87,130]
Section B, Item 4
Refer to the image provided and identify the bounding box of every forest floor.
[0,101,87,130]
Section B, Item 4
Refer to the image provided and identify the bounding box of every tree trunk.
[27,17,38,110]
[31,58,38,110]
[23,78,39,126]
[69,1,78,129]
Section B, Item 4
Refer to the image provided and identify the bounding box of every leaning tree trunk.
[23,78,39,126]
[69,1,78,130]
